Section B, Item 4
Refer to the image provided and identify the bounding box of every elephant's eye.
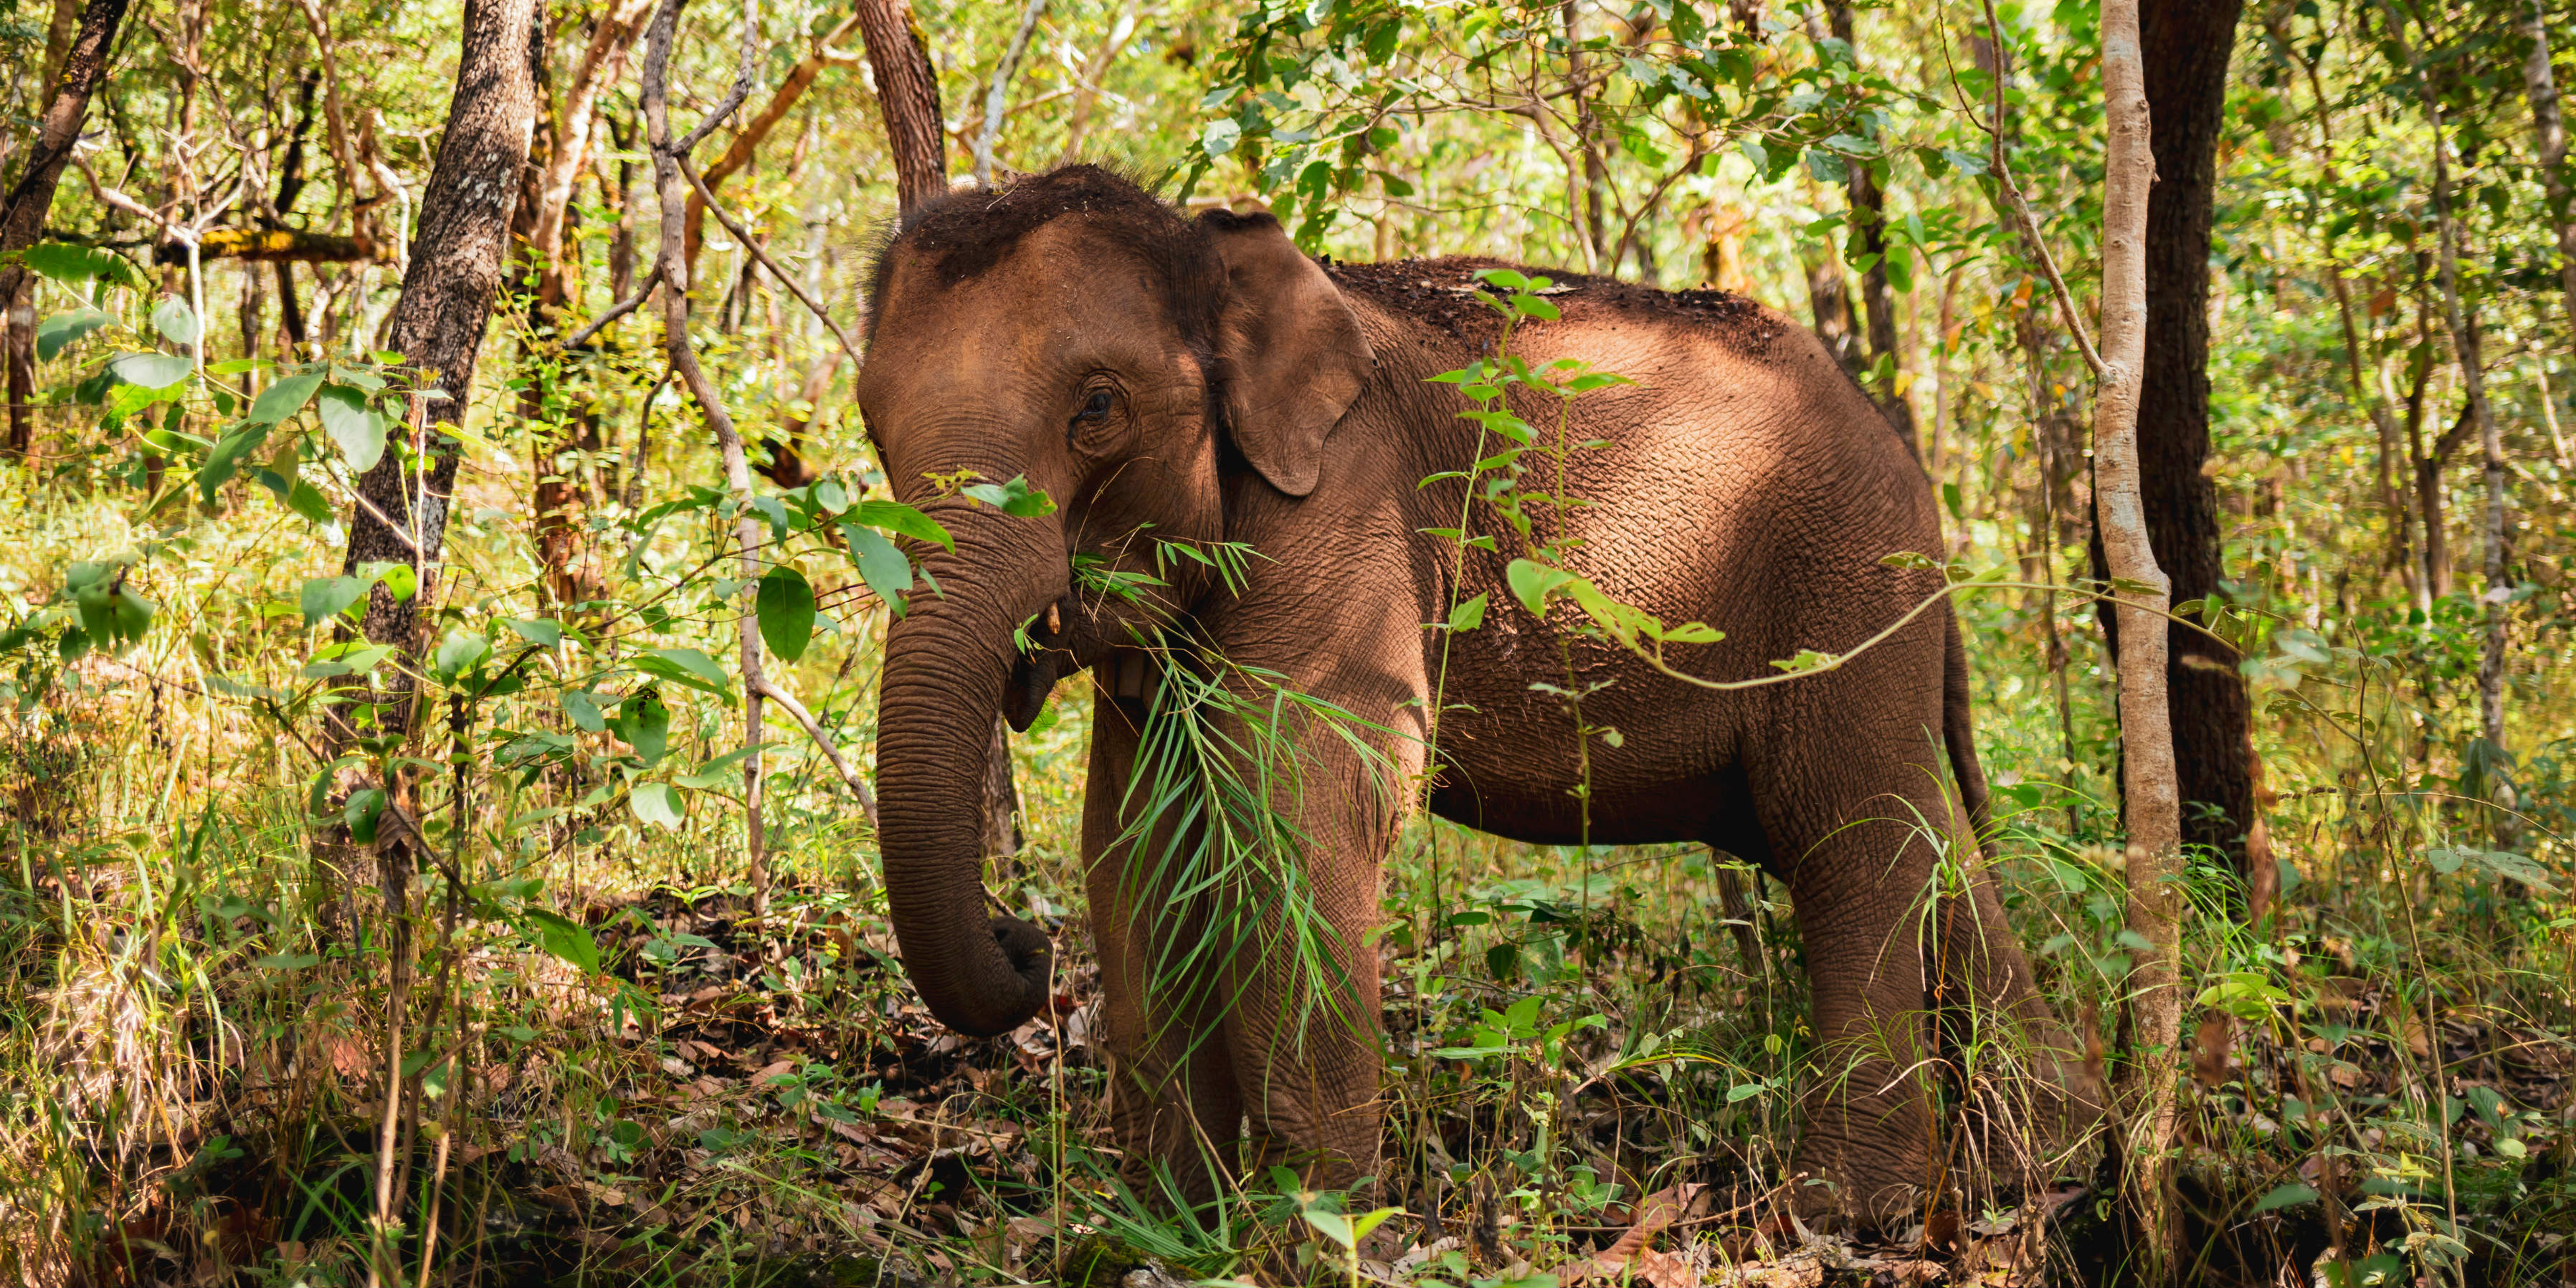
[1075,389,1114,421]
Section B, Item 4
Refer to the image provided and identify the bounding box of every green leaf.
[112,351,194,391]
[629,782,685,831]
[315,385,385,471]
[197,424,272,501]
[36,307,110,362]
[756,566,817,662]
[255,952,321,971]
[561,688,607,732]
[1446,592,1487,633]
[500,617,561,647]
[619,690,670,765]
[961,474,1056,517]
[2251,1183,2318,1214]
[676,745,762,788]
[1202,118,1242,156]
[526,908,604,972]
[636,647,733,702]
[22,242,146,289]
[151,296,201,345]
[247,371,325,426]
[849,499,953,551]
[345,788,387,844]
[432,629,490,682]
[1505,558,1576,617]
[299,576,367,626]
[1726,1082,1768,1102]
[842,523,915,615]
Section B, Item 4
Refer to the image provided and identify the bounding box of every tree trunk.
[2427,68,2511,784]
[2095,0,2183,1265]
[1828,0,1914,452]
[849,0,1022,858]
[643,0,776,915]
[2097,0,2253,879]
[2527,1,2576,335]
[852,0,949,214]
[0,0,131,458]
[320,0,542,909]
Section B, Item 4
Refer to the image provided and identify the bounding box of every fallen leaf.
[2192,1014,2235,1088]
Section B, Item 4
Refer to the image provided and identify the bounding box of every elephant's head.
[854,166,1375,1036]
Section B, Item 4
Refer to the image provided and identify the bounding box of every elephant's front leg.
[1213,733,1412,1189]
[1081,673,1246,1206]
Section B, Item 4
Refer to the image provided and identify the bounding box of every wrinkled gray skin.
[856,167,2094,1227]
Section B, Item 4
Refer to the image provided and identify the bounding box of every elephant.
[854,164,2093,1227]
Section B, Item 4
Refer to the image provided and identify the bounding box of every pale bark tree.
[971,0,1050,186]
[2527,1,2576,335]
[1,0,132,457]
[2092,3,2183,1259]
[1979,0,2177,1258]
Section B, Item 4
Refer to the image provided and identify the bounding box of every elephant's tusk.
[1045,603,1061,634]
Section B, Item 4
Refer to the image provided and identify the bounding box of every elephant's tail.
[1942,604,1994,854]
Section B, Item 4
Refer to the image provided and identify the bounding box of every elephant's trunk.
[875,507,1058,1036]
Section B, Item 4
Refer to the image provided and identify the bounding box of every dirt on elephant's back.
[1323,256,1792,355]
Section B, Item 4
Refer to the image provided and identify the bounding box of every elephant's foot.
[1787,1134,1934,1232]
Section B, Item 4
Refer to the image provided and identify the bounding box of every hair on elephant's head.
[854,165,1375,1037]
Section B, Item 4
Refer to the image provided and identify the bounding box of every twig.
[754,677,880,829]
[972,0,1050,185]
[671,0,763,157]
[561,262,662,350]
[1973,0,2106,381]
[678,158,863,368]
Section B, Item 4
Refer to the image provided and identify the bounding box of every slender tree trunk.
[0,0,131,458]
[2527,1,2576,335]
[2104,0,2251,880]
[2426,76,2511,773]
[644,0,777,913]
[849,0,1022,858]
[318,0,542,916]
[2095,0,2183,1264]
[1828,0,1914,450]
[852,0,949,212]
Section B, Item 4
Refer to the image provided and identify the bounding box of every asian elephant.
[855,165,2093,1227]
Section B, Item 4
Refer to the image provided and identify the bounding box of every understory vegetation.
[1,0,2573,1284]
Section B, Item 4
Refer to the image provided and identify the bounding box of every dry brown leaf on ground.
[1575,1183,1703,1286]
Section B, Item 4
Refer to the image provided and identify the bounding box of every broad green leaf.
[1446,592,1487,633]
[850,499,953,550]
[629,782,685,831]
[22,242,146,289]
[1505,558,1576,617]
[247,371,324,426]
[756,566,817,662]
[676,745,762,788]
[525,908,605,971]
[315,385,385,471]
[812,477,849,513]
[619,690,670,765]
[560,688,607,732]
[151,296,201,345]
[112,351,194,391]
[843,523,914,615]
[197,424,272,501]
[36,307,110,362]
[345,788,387,843]
[432,629,490,681]
[961,474,1055,517]
[636,646,732,702]
[2251,1183,2317,1214]
[1202,118,1242,156]
[500,617,561,647]
[299,576,367,626]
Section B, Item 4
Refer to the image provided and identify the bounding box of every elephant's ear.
[1199,209,1374,497]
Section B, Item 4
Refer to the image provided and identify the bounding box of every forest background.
[0,0,2572,1283]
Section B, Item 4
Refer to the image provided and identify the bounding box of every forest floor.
[42,871,2576,1288]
